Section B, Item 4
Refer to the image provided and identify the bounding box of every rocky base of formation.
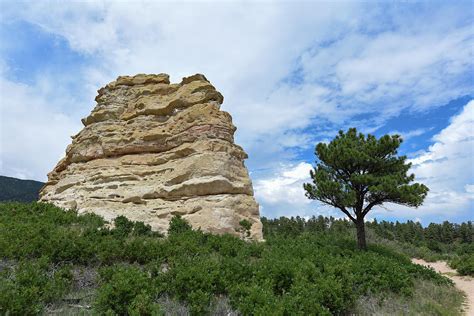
[40,74,263,240]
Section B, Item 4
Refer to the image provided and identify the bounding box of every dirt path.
[412,259,474,315]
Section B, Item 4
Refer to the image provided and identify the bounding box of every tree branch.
[339,206,356,222]
[316,196,356,222]
[362,199,384,216]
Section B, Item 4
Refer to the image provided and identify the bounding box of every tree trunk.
[356,218,367,250]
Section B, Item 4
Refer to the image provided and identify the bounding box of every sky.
[0,1,472,224]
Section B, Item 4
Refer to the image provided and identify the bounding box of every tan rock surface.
[40,73,263,240]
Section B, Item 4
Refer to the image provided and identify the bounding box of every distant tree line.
[368,219,473,248]
[262,215,473,249]
[262,215,352,238]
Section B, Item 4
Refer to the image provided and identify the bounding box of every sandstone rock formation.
[40,73,263,240]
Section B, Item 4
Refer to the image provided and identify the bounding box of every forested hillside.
[0,176,44,202]
[0,202,468,315]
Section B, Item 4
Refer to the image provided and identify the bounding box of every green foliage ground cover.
[263,215,474,276]
[0,202,464,315]
[366,219,474,276]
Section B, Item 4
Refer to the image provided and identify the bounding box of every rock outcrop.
[40,73,263,240]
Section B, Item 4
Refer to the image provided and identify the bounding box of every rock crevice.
[40,73,263,240]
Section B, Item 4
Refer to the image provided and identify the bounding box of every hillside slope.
[0,176,44,202]
[0,202,464,315]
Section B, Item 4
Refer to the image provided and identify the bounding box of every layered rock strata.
[40,73,263,240]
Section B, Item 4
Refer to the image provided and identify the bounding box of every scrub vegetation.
[0,202,468,315]
[264,215,474,277]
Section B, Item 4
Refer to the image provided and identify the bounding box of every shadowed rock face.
[40,73,263,240]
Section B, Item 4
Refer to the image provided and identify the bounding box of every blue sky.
[0,1,472,224]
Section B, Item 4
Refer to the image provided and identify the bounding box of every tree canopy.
[304,128,429,249]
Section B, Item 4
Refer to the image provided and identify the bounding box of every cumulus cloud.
[9,2,472,148]
[255,162,312,203]
[1,1,362,181]
[0,77,81,180]
[254,162,341,218]
[254,162,312,217]
[0,1,472,221]
[300,25,473,124]
[465,184,474,194]
[255,101,473,222]
[373,100,474,222]
[5,4,472,128]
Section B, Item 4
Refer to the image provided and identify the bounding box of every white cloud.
[465,184,474,194]
[300,25,473,122]
[374,100,474,221]
[254,162,312,215]
[0,77,81,180]
[255,100,473,221]
[255,162,312,205]
[389,128,430,141]
[0,1,472,223]
[1,1,362,181]
[254,161,349,218]
[4,2,472,149]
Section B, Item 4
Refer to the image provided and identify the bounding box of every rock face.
[40,73,263,240]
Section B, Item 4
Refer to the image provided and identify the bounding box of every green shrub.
[450,253,474,276]
[159,255,223,314]
[95,265,156,315]
[168,215,192,235]
[0,202,462,315]
[237,219,252,238]
[229,283,283,315]
[128,293,164,316]
[122,238,163,264]
[113,215,135,237]
[0,257,72,315]
[133,221,153,236]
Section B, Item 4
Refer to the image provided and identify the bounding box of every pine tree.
[303,128,429,250]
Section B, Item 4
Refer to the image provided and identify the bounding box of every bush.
[0,257,72,315]
[133,221,153,236]
[159,255,223,314]
[113,215,135,237]
[450,253,474,276]
[168,215,192,235]
[0,202,163,265]
[95,265,158,315]
[237,219,252,238]
[0,202,461,315]
[128,292,164,315]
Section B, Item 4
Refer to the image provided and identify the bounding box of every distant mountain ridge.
[0,175,44,202]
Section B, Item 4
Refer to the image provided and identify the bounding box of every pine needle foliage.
[304,128,429,249]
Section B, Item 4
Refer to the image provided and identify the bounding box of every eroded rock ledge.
[40,73,263,240]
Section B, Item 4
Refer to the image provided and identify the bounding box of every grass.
[353,280,465,316]
[42,291,239,316]
[42,289,95,316]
